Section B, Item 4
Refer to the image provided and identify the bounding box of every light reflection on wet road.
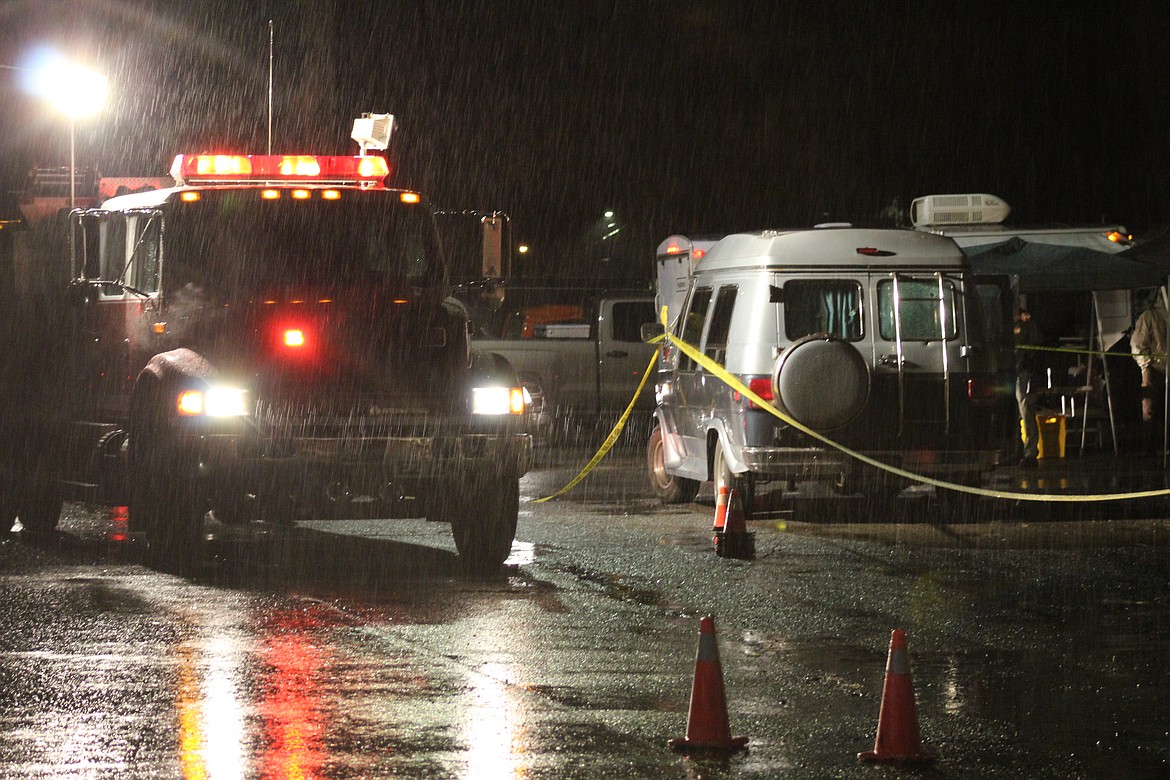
[1,446,1169,778]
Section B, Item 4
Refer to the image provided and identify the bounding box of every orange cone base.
[669,734,749,753]
[857,747,935,764]
[715,531,755,559]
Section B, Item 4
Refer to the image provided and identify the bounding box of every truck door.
[70,210,162,421]
[597,298,658,412]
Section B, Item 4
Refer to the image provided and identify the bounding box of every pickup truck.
[471,288,658,441]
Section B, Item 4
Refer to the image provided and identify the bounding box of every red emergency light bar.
[169,154,390,186]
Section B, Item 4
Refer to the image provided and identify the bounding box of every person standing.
[1131,292,1167,452]
[1014,307,1043,467]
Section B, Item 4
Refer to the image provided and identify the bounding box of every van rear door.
[869,272,966,436]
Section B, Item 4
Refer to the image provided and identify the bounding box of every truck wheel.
[129,391,206,575]
[647,428,699,504]
[15,481,63,536]
[450,470,519,575]
[134,467,206,575]
[713,443,754,519]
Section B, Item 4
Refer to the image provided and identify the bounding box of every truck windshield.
[162,190,442,299]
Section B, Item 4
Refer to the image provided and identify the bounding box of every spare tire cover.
[771,333,870,431]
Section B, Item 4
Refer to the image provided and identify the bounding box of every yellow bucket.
[1021,414,1067,459]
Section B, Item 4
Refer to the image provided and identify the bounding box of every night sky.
[2,0,1168,279]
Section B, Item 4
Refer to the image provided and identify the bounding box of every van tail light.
[745,377,774,410]
[967,376,1001,404]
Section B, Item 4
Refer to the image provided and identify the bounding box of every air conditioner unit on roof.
[911,193,1010,227]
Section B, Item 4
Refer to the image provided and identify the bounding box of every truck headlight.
[471,386,526,415]
[177,386,250,417]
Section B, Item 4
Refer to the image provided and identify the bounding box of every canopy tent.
[966,236,1166,291]
[963,236,1168,456]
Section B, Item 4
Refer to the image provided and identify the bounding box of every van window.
[878,278,957,341]
[679,286,712,370]
[705,286,737,364]
[784,280,862,341]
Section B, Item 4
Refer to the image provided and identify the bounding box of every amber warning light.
[169,154,389,186]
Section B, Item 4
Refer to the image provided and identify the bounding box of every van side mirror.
[641,322,666,343]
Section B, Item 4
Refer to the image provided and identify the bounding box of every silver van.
[646,227,1013,513]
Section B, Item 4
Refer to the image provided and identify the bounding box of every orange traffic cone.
[712,484,729,535]
[715,487,755,559]
[669,615,749,753]
[858,629,935,763]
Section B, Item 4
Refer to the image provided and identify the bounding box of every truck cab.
[8,144,531,573]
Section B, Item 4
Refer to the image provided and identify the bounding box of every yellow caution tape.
[663,331,1170,503]
[532,308,1170,503]
[532,348,659,502]
[1018,343,1164,360]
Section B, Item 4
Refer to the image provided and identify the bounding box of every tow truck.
[0,118,532,574]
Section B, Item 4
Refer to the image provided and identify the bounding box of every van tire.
[772,333,870,430]
[648,428,699,503]
[713,444,754,519]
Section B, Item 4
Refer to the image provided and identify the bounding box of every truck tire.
[133,462,206,575]
[648,427,700,504]
[450,469,519,574]
[128,387,206,575]
[713,443,754,519]
[15,481,63,536]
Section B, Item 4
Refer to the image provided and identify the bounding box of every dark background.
[2,0,1168,283]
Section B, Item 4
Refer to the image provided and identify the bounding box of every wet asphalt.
[1,443,1169,779]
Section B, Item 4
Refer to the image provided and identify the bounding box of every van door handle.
[879,354,914,367]
[606,350,629,358]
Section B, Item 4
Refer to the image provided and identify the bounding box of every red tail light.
[967,376,1000,403]
[746,377,774,409]
[283,329,306,348]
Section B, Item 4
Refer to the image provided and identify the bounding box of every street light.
[22,51,108,211]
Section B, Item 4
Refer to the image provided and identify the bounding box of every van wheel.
[714,444,754,518]
[647,428,699,503]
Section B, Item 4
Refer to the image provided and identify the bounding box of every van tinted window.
[679,287,712,370]
[705,286,737,364]
[878,278,957,341]
[784,280,862,340]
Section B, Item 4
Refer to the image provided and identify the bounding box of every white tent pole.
[1161,283,1169,466]
[1093,293,1121,455]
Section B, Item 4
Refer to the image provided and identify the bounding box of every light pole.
[33,57,108,211]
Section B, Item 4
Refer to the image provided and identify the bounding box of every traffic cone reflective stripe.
[669,615,748,753]
[712,485,729,533]
[858,629,935,763]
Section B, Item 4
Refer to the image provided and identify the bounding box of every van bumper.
[741,446,1001,481]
